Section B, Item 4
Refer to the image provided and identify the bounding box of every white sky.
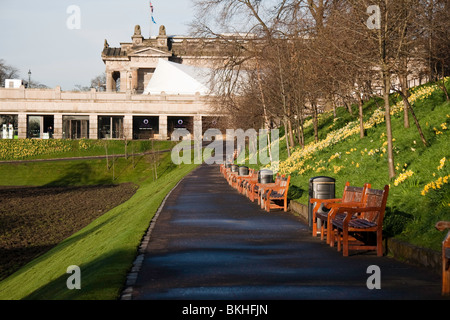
[0,0,196,90]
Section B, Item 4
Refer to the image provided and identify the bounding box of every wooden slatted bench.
[257,174,282,208]
[245,174,260,202]
[262,175,291,212]
[310,182,371,243]
[330,185,389,257]
[238,169,257,195]
[246,173,280,204]
[435,221,450,295]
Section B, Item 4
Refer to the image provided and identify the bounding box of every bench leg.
[443,236,450,295]
[443,256,450,295]
[377,229,383,257]
[342,229,349,257]
[312,221,318,237]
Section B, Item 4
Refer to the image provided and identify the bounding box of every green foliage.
[0,142,199,299]
[275,79,450,252]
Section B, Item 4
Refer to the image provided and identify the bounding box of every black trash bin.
[258,169,274,184]
[238,166,249,176]
[308,176,335,230]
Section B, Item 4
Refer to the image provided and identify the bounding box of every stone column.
[89,114,98,139]
[131,68,138,92]
[123,114,133,140]
[159,115,168,140]
[120,71,127,93]
[18,113,27,139]
[53,114,63,139]
[106,71,115,92]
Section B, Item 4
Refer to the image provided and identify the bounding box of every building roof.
[102,47,127,57]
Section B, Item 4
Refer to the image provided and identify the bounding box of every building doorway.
[98,116,124,139]
[27,115,54,139]
[62,116,89,139]
[168,116,193,138]
[133,116,159,139]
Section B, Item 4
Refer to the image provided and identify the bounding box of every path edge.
[119,168,196,300]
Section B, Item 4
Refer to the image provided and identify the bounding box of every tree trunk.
[438,63,449,101]
[383,72,396,179]
[358,97,365,138]
[399,72,410,128]
[283,118,291,158]
[255,58,272,163]
[287,117,295,149]
[398,90,428,146]
[312,102,319,143]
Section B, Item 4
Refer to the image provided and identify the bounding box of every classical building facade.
[0,25,224,140]
[102,24,227,94]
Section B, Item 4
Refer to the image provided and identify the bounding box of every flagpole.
[149,1,154,38]
[149,1,153,39]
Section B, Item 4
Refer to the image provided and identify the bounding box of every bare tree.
[0,60,20,87]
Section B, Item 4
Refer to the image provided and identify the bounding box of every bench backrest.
[360,185,389,224]
[277,175,291,196]
[341,183,371,203]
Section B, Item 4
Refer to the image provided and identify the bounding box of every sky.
[0,0,196,90]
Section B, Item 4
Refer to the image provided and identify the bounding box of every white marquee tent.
[143,59,212,95]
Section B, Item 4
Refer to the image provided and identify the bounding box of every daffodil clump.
[421,175,450,196]
[278,79,448,176]
[421,157,449,196]
[0,139,99,161]
[393,170,414,186]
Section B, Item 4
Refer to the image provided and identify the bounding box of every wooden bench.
[310,182,370,243]
[245,174,260,202]
[238,169,257,195]
[330,185,389,257]
[257,174,282,207]
[435,221,450,295]
[227,166,239,187]
[246,172,279,204]
[261,175,291,212]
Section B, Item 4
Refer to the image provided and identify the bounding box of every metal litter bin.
[308,176,335,230]
[239,166,249,176]
[231,164,239,173]
[258,169,274,184]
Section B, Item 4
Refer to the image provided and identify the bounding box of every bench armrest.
[310,198,342,204]
[435,221,450,232]
[337,206,383,223]
[325,201,363,209]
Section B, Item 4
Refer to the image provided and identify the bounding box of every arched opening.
[112,71,121,92]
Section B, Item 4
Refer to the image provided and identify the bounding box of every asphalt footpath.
[127,163,447,304]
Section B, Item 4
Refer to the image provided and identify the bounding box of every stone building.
[102,24,228,94]
[0,25,225,141]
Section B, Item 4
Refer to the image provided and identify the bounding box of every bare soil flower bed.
[0,183,138,281]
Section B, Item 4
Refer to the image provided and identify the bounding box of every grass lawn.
[0,143,200,300]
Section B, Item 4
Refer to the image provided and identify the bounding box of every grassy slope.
[278,80,450,252]
[0,146,199,299]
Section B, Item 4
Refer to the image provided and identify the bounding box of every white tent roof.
[143,59,212,95]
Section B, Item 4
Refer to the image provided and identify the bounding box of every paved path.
[128,164,446,300]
